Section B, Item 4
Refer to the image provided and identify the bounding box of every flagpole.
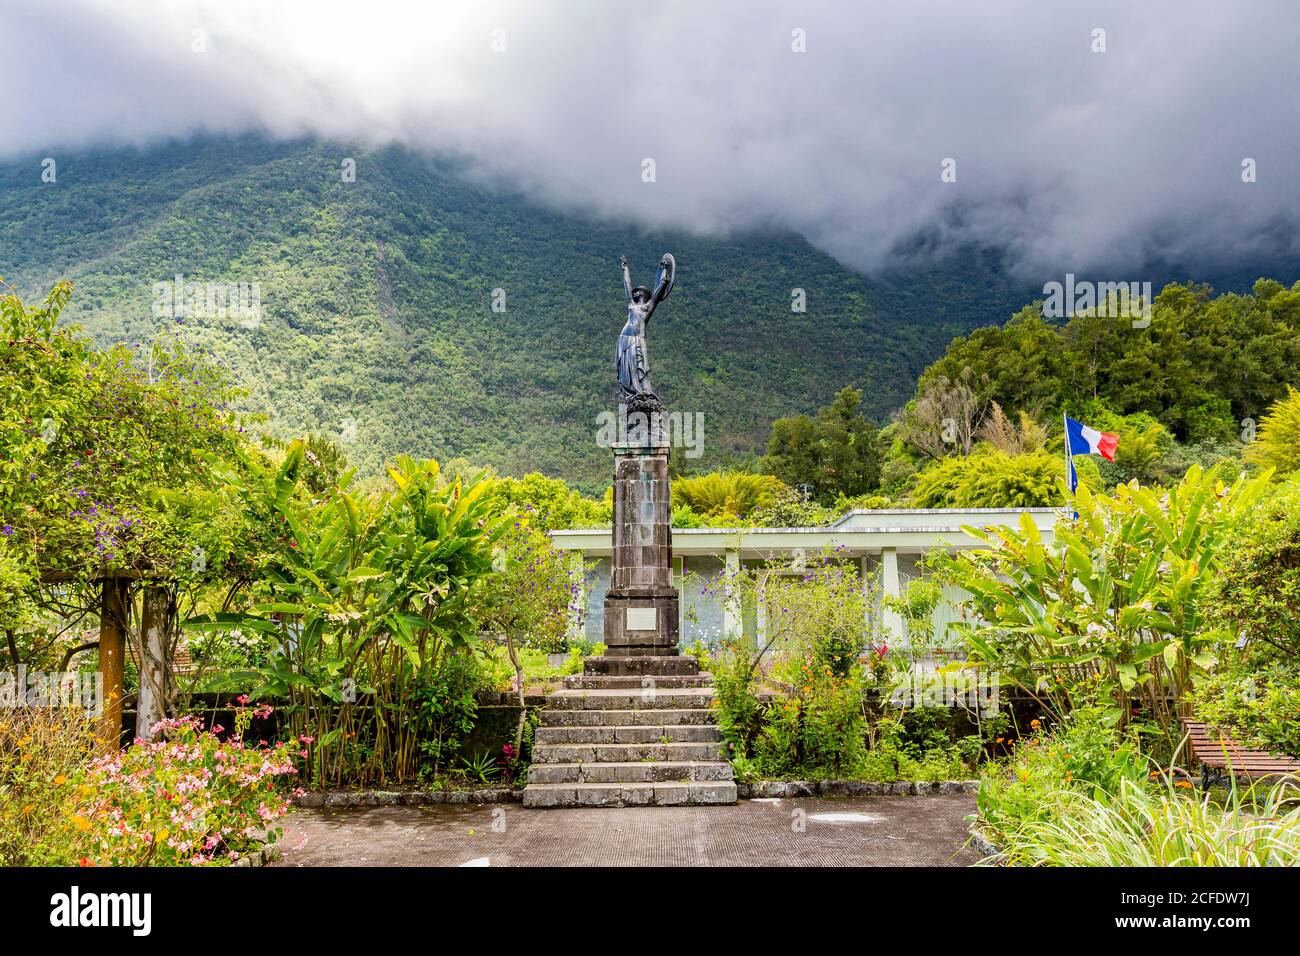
[1063,411,1071,503]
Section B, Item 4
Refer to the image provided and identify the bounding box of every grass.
[981,775,1300,866]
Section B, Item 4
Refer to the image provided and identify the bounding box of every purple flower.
[1,525,12,537]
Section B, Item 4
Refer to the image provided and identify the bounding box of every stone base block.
[603,590,679,655]
[583,655,700,677]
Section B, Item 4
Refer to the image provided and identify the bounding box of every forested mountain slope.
[2,135,1291,488]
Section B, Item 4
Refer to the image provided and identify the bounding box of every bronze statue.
[617,253,675,414]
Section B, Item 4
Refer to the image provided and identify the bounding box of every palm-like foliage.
[1247,385,1300,477]
[190,445,511,785]
[931,465,1269,749]
[672,472,785,520]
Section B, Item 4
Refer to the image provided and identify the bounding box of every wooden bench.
[1181,718,1300,788]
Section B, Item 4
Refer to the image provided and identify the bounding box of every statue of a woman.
[617,253,675,414]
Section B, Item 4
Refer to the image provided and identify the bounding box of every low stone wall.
[474,691,549,707]
[294,788,522,808]
[231,844,281,867]
[738,779,978,798]
[966,825,1002,862]
[293,780,978,807]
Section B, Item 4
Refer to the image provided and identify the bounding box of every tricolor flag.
[1064,415,1119,493]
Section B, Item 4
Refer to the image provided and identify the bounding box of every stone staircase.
[522,660,737,808]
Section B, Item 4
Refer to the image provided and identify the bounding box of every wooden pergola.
[40,571,173,747]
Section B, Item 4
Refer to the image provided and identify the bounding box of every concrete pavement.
[271,794,979,867]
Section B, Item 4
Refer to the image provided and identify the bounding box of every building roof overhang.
[549,508,1061,557]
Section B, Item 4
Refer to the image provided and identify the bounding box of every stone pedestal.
[589,442,695,676]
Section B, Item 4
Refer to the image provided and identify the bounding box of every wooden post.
[136,584,171,740]
[98,578,129,747]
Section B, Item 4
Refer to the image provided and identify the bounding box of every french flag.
[1064,415,1119,493]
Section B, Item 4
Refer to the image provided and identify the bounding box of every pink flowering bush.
[74,703,298,866]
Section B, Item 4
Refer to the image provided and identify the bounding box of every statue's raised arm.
[620,254,634,303]
[652,253,676,304]
[642,253,675,322]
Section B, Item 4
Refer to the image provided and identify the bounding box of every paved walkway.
[272,795,979,866]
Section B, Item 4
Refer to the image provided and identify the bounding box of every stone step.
[532,741,727,764]
[540,708,717,727]
[583,655,701,677]
[562,673,714,690]
[523,781,737,808]
[546,688,715,711]
[526,760,735,785]
[535,724,723,745]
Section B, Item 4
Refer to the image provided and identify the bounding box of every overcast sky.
[5,0,1299,277]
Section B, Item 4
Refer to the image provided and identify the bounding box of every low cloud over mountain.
[5,0,1299,277]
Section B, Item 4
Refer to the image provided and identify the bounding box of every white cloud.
[5,0,1299,276]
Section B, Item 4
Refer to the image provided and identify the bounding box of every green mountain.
[1,135,1292,491]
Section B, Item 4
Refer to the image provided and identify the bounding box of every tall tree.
[763,386,880,503]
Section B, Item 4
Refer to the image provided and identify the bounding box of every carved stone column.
[587,441,695,676]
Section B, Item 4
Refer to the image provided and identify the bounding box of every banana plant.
[189,445,512,785]
[931,465,1268,750]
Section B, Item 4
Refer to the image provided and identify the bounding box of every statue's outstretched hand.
[619,255,629,268]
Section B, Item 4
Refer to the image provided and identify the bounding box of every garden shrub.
[415,650,483,779]
[671,472,786,521]
[1246,384,1300,476]
[193,451,512,789]
[0,706,101,866]
[703,551,996,782]
[1,704,296,866]
[910,449,1067,509]
[80,711,297,865]
[1208,474,1300,664]
[710,641,766,760]
[1188,474,1300,758]
[684,639,711,672]
[753,661,867,779]
[977,706,1145,847]
[858,713,980,782]
[1191,663,1300,759]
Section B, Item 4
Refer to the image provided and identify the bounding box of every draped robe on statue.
[616,254,674,415]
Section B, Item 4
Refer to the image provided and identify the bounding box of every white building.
[552,508,1059,648]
